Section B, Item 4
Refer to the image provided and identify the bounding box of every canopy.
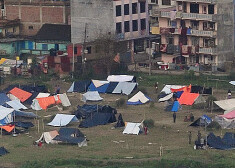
[36,130,59,144]
[161,85,185,94]
[214,99,235,111]
[112,82,137,95]
[5,100,28,110]
[9,87,32,102]
[67,80,90,93]
[220,110,235,119]
[82,91,103,102]
[127,91,150,105]
[0,93,11,105]
[0,106,14,126]
[159,93,173,102]
[123,122,142,135]
[107,75,135,82]
[48,114,78,127]
[178,92,199,105]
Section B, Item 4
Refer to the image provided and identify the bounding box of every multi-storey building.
[157,0,234,70]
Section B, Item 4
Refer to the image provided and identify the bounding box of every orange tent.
[36,95,61,110]
[9,87,32,102]
[171,85,191,93]
[178,92,199,105]
[0,125,15,132]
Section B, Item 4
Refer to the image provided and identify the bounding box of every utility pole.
[72,43,74,79]
[82,23,87,74]
[149,39,151,76]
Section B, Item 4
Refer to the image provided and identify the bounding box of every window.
[13,27,16,33]
[202,5,207,14]
[116,22,122,34]
[42,44,48,50]
[124,4,129,15]
[162,0,171,5]
[190,3,199,13]
[116,5,121,17]
[132,20,138,31]
[124,21,130,32]
[208,5,214,14]
[28,26,33,30]
[151,0,158,4]
[141,19,146,30]
[190,21,199,30]
[86,46,91,54]
[166,35,174,45]
[74,46,77,54]
[132,3,137,14]
[191,37,199,46]
[140,2,145,13]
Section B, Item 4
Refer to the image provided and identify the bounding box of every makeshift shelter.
[36,93,50,98]
[107,75,136,82]
[214,116,235,129]
[190,115,212,127]
[178,92,199,105]
[88,80,109,93]
[53,128,87,147]
[9,87,32,102]
[21,85,47,93]
[191,86,212,94]
[0,125,15,133]
[36,130,59,144]
[82,91,103,102]
[112,82,137,95]
[220,110,235,119]
[207,132,235,150]
[106,82,119,94]
[159,93,173,102]
[24,92,40,105]
[171,101,180,112]
[67,80,91,93]
[31,95,61,110]
[48,114,78,127]
[194,95,206,104]
[58,93,71,107]
[0,147,9,156]
[224,107,235,115]
[160,85,185,94]
[0,93,11,106]
[229,81,235,86]
[123,122,143,135]
[127,91,150,105]
[214,99,235,111]
[222,132,235,147]
[14,110,37,118]
[14,122,34,129]
[5,100,28,110]
[0,106,13,126]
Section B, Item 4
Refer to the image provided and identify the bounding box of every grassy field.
[0,72,235,168]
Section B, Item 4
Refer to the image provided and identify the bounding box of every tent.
[214,99,235,111]
[48,114,78,127]
[127,91,150,105]
[67,80,90,93]
[190,115,212,127]
[207,132,235,150]
[5,100,28,110]
[0,93,11,105]
[82,91,103,102]
[24,92,40,105]
[106,82,119,93]
[0,147,9,156]
[220,110,235,119]
[14,110,37,118]
[52,128,87,147]
[9,87,32,102]
[112,82,137,95]
[171,101,180,112]
[123,122,143,135]
[0,106,13,126]
[31,95,61,110]
[36,130,59,144]
[107,75,136,82]
[58,93,71,107]
[36,93,50,98]
[214,116,235,129]
[229,81,235,86]
[224,107,235,115]
[160,85,185,94]
[194,95,206,104]
[88,80,109,93]
[178,92,199,105]
[222,132,235,147]
[158,93,173,102]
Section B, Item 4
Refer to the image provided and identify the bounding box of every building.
[157,0,234,71]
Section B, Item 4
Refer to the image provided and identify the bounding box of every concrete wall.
[71,0,115,44]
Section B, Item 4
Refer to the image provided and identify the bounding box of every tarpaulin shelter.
[207,132,235,150]
[24,92,40,105]
[48,114,78,127]
[191,86,212,95]
[178,92,199,105]
[0,106,13,126]
[36,93,50,98]
[222,132,235,147]
[112,82,137,95]
[0,147,9,156]
[0,93,11,106]
[14,121,34,129]
[224,107,235,115]
[171,101,180,112]
[123,122,143,135]
[5,100,28,110]
[160,85,185,94]
[107,75,136,82]
[82,91,103,102]
[2,85,19,93]
[0,125,15,132]
[127,91,150,105]
[214,115,235,129]
[88,80,109,93]
[229,81,235,86]
[214,99,235,111]
[105,82,119,93]
[21,85,47,93]
[219,110,235,119]
[174,91,184,99]
[158,93,173,102]
[14,110,37,118]
[190,115,212,127]
[58,93,71,107]
[9,87,32,102]
[194,95,206,104]
[31,95,61,110]
[36,130,59,144]
[67,80,91,93]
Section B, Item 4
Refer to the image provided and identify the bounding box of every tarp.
[5,100,28,110]
[14,110,37,118]
[214,116,235,129]
[67,80,91,93]
[207,132,235,150]
[190,115,212,127]
[127,91,150,105]
[222,132,235,146]
[24,92,39,105]
[161,85,185,94]
[123,122,142,135]
[229,81,235,86]
[21,85,47,93]
[88,80,109,93]
[178,92,199,105]
[32,95,61,110]
[14,121,34,129]
[159,93,173,102]
[171,101,180,112]
[36,130,59,144]
[194,95,206,104]
[0,147,9,156]
[0,106,13,126]
[112,82,137,95]
[191,86,212,94]
[9,87,32,102]
[214,99,235,111]
[82,91,103,102]
[106,82,119,93]
[220,110,235,119]
[58,93,71,107]
[171,85,191,93]
[0,93,11,106]
[0,125,15,132]
[48,114,78,127]
[107,75,136,82]
[36,93,50,98]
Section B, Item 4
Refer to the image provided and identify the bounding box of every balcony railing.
[199,47,217,55]
[190,30,216,37]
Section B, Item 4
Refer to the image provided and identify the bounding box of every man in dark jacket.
[173,112,176,123]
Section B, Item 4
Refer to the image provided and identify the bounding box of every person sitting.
[184,116,188,122]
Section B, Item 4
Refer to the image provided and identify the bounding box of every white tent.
[31,99,42,111]
[161,85,185,94]
[0,106,14,126]
[5,100,28,110]
[58,93,71,107]
[7,94,19,101]
[123,122,143,135]
[36,93,50,98]
[214,99,235,111]
[82,91,103,102]
[127,91,150,105]
[214,116,235,129]
[159,93,173,102]
[229,81,235,86]
[107,75,135,82]
[48,114,78,127]
[92,80,109,88]
[36,130,59,144]
[112,82,137,95]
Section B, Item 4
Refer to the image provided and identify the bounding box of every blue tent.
[106,82,119,93]
[190,115,212,127]
[67,80,91,93]
[171,101,180,112]
[0,93,11,105]
[207,132,235,150]
[88,81,109,93]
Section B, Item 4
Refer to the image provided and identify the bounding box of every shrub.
[115,98,126,108]
[143,119,154,128]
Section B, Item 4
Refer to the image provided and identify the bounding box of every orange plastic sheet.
[0,125,15,132]
[36,95,61,110]
[171,85,191,93]
[9,87,32,102]
[178,92,199,105]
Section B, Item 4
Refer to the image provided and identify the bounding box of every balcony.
[190,30,216,37]
[175,0,217,4]
[199,47,217,55]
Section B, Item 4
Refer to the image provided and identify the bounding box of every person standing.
[189,131,192,144]
[228,89,232,99]
[173,112,176,123]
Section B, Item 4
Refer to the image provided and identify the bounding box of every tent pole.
[38,120,40,133]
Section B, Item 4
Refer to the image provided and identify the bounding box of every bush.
[143,119,155,128]
[115,98,126,108]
